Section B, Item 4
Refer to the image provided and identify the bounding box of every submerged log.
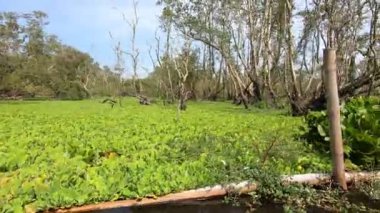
[51,171,380,213]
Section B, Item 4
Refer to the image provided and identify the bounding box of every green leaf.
[317,125,326,137]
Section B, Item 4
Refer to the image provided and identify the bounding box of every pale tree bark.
[278,0,303,114]
[323,0,347,190]
[365,0,379,95]
[282,0,379,115]
[150,31,172,102]
[157,0,379,113]
[165,22,175,102]
[76,63,92,97]
[324,48,347,191]
[173,36,192,113]
[125,0,140,95]
[247,0,262,102]
[186,36,250,108]
[110,35,125,106]
[285,0,300,97]
[148,34,164,100]
[262,0,277,105]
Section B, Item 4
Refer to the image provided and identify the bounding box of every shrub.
[302,96,380,170]
[55,83,89,100]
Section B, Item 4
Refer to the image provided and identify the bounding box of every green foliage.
[244,168,380,212]
[0,99,328,211]
[356,179,380,201]
[0,11,121,100]
[302,96,380,170]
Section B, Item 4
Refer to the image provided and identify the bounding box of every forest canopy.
[0,11,121,100]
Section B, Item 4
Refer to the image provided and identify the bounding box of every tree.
[156,0,379,114]
[290,0,380,115]
[126,0,140,95]
[0,11,122,100]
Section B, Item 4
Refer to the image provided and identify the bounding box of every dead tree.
[173,36,192,111]
[124,0,140,95]
[76,62,93,98]
[178,91,192,111]
[110,37,125,107]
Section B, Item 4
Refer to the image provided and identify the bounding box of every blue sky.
[1,0,162,76]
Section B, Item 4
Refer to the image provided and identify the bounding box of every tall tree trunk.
[285,0,300,99]
[165,24,175,102]
[324,48,347,190]
[263,0,277,106]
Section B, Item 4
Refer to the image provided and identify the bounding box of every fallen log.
[283,171,380,185]
[291,72,380,116]
[52,172,380,213]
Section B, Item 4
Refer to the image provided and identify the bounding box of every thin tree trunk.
[166,24,175,102]
[263,0,277,106]
[285,0,300,99]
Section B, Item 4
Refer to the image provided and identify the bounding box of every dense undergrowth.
[0,99,330,212]
[303,96,380,170]
[239,167,380,212]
